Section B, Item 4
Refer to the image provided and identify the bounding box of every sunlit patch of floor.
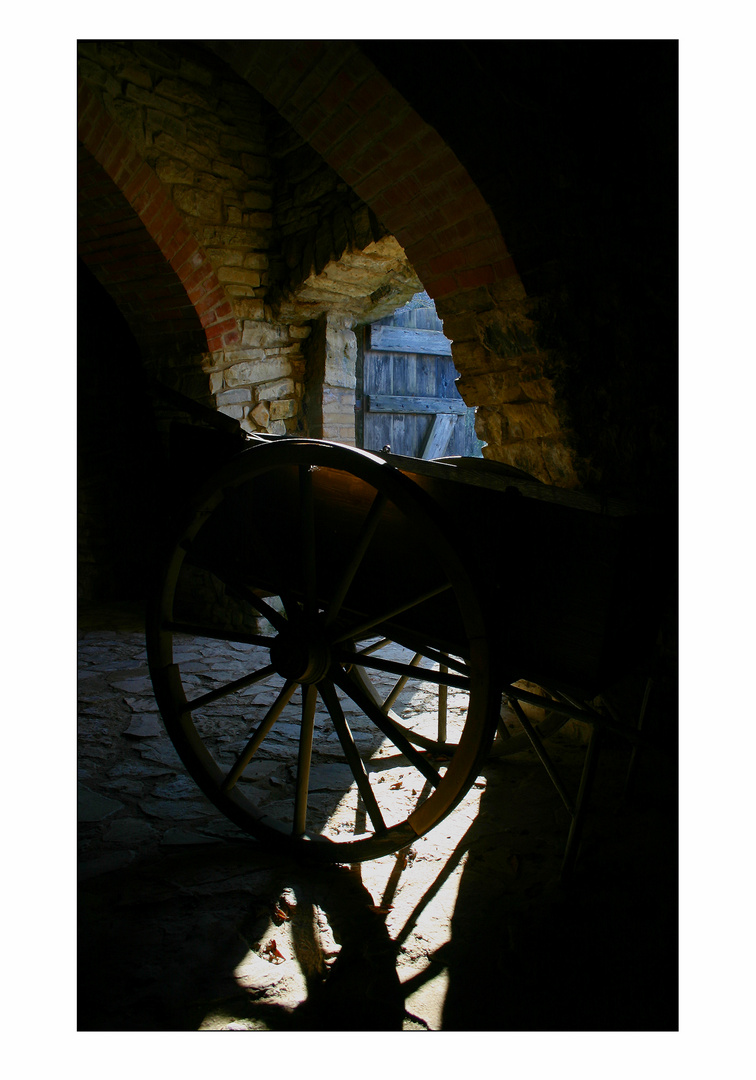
[401,964,450,1030]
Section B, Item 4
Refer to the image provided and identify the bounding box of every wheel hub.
[269,619,331,684]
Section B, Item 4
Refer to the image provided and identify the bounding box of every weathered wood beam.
[366,395,467,415]
[369,325,453,356]
[421,412,455,458]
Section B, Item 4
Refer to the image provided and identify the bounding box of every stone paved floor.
[78,605,678,1032]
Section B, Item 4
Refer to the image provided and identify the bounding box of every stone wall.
[80,39,675,511]
[78,40,273,316]
[265,105,387,301]
[78,41,424,443]
[438,280,578,485]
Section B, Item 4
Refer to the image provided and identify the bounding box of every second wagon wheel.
[147,438,500,863]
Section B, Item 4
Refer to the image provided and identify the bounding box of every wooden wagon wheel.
[147,438,500,863]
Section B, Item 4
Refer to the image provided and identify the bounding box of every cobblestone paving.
[78,611,678,1032]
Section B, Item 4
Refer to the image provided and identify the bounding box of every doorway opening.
[356,292,483,459]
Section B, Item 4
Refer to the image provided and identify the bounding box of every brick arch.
[212,41,518,302]
[210,41,576,485]
[77,77,240,355]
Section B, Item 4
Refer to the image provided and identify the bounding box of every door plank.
[420,413,455,459]
[366,395,467,415]
[369,325,453,356]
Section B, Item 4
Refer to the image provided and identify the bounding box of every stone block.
[222,345,264,362]
[79,57,122,96]
[482,315,539,360]
[487,276,528,305]
[125,82,184,117]
[154,131,212,171]
[173,185,223,222]
[225,284,264,299]
[209,371,223,395]
[217,388,251,406]
[439,314,477,342]
[457,369,525,406]
[206,247,244,267]
[194,170,236,195]
[324,355,357,390]
[109,98,146,145]
[233,299,266,320]
[218,267,261,288]
[241,322,290,348]
[519,377,556,404]
[155,157,194,185]
[224,357,292,387]
[201,350,226,372]
[269,420,287,436]
[242,252,269,270]
[539,437,579,487]
[250,402,270,427]
[155,77,213,110]
[449,339,489,370]
[200,225,263,248]
[269,398,298,421]
[503,402,561,440]
[257,377,295,401]
[212,160,246,184]
[218,404,244,419]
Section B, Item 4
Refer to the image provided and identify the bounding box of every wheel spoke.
[324,492,387,626]
[222,578,288,632]
[186,663,278,712]
[329,582,452,645]
[357,626,469,676]
[300,465,317,615]
[357,637,393,656]
[334,647,469,691]
[293,683,317,836]
[383,652,423,711]
[148,438,493,863]
[347,665,458,754]
[318,678,387,834]
[438,659,448,743]
[181,553,288,633]
[221,680,297,791]
[331,665,442,786]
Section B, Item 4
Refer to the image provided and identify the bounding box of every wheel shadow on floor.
[78,734,677,1032]
[78,842,407,1031]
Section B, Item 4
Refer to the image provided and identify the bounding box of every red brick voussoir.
[77,76,237,352]
[212,41,520,310]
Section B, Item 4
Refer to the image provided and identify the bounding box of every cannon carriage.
[147,403,666,876]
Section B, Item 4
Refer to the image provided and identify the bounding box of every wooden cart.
[147,423,665,874]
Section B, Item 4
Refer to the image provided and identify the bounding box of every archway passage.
[77,39,677,512]
[209,40,577,488]
[358,292,482,459]
[78,145,209,365]
[77,74,242,358]
[211,40,517,303]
